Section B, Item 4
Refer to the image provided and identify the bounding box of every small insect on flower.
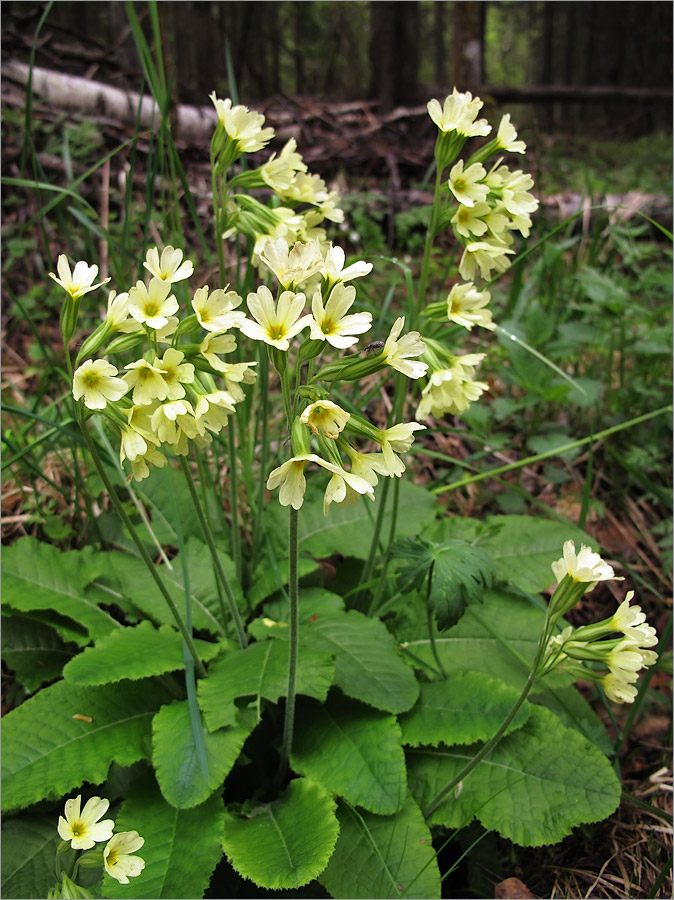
[363,341,385,355]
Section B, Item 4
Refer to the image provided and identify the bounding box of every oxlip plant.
[2,83,661,900]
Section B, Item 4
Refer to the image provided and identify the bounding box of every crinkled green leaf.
[304,608,419,713]
[2,614,78,692]
[2,537,120,641]
[408,705,621,846]
[319,794,441,900]
[63,621,223,685]
[291,694,406,814]
[152,700,254,809]
[198,640,335,731]
[399,672,530,747]
[103,777,224,899]
[530,682,612,754]
[1,679,170,812]
[223,778,339,891]
[1,813,59,900]
[392,537,494,629]
[427,515,598,593]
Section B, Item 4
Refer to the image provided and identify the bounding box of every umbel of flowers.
[537,541,659,703]
[48,794,145,897]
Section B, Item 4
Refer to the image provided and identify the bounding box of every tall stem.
[77,413,206,678]
[280,505,300,766]
[178,455,248,648]
[415,165,445,326]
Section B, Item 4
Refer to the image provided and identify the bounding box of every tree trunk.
[451,1,484,92]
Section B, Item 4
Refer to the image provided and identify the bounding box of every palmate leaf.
[392,536,495,629]
[1,813,59,900]
[1,679,171,812]
[319,794,441,900]
[291,694,407,815]
[427,515,599,594]
[2,614,79,692]
[198,640,335,731]
[103,777,224,899]
[399,672,530,748]
[2,537,121,642]
[407,705,621,846]
[63,621,224,685]
[152,700,255,809]
[223,778,339,891]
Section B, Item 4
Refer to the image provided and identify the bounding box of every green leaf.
[136,466,208,545]
[408,705,621,846]
[152,700,254,809]
[304,608,419,713]
[391,537,494,629]
[399,588,553,690]
[2,537,121,641]
[428,515,598,593]
[1,679,170,812]
[93,550,226,635]
[319,794,441,900]
[399,672,530,747]
[103,777,224,899]
[269,480,437,560]
[291,694,407,815]
[530,683,612,754]
[198,641,335,731]
[63,621,223,685]
[1,813,59,900]
[2,614,78,692]
[248,556,319,608]
[223,778,339,891]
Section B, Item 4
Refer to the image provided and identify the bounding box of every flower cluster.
[210,92,343,259]
[411,90,538,423]
[536,543,658,703]
[56,794,145,887]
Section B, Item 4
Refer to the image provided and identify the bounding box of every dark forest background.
[2,1,672,136]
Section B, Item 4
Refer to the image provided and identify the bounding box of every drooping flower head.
[381,317,427,380]
[57,795,115,850]
[448,160,489,208]
[446,282,494,330]
[551,540,620,593]
[299,400,350,439]
[103,831,145,885]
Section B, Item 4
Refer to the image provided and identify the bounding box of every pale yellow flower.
[143,246,193,283]
[377,422,426,477]
[427,89,491,138]
[451,202,490,239]
[119,405,159,465]
[458,239,514,282]
[210,92,274,153]
[155,348,195,401]
[73,359,128,410]
[381,317,427,379]
[267,452,367,511]
[123,359,170,404]
[240,285,310,350]
[259,238,324,289]
[602,671,638,704]
[128,278,179,330]
[151,399,204,455]
[103,831,145,885]
[191,286,245,333]
[551,540,620,591]
[299,400,350,439]
[322,468,374,516]
[130,446,167,482]
[195,390,237,433]
[105,291,134,331]
[321,244,373,284]
[448,161,489,208]
[610,592,658,647]
[496,114,526,154]
[309,283,372,349]
[501,170,539,217]
[446,282,494,330]
[49,255,110,299]
[260,138,307,192]
[57,795,114,850]
[200,332,238,371]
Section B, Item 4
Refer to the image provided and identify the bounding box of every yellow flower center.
[83,373,100,387]
[268,325,286,341]
[144,302,159,317]
[71,823,84,836]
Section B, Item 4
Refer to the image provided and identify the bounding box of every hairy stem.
[280,505,300,766]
